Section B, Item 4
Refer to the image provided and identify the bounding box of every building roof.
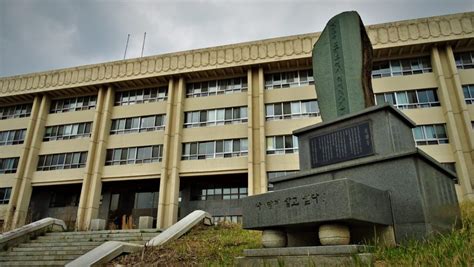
[0,12,473,101]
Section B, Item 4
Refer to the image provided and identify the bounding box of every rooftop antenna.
[141,32,147,57]
[123,34,130,60]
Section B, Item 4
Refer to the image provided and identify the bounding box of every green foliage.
[372,201,474,266]
[113,222,261,266]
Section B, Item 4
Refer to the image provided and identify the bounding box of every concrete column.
[9,95,50,229]
[248,67,267,196]
[77,87,114,230]
[431,46,474,201]
[157,78,185,229]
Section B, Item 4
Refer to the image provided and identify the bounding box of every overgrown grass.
[114,202,473,266]
[372,201,474,266]
[113,222,261,266]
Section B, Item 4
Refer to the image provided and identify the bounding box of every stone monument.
[237,11,460,266]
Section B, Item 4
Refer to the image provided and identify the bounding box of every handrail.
[0,217,66,251]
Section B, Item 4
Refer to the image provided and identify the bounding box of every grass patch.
[373,201,474,266]
[113,222,261,266]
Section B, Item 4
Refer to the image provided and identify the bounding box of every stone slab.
[295,104,416,171]
[244,245,368,257]
[65,241,142,267]
[138,216,154,229]
[242,178,392,230]
[312,11,375,121]
[146,210,212,246]
[236,253,372,267]
[271,150,459,243]
[90,219,106,231]
[0,217,66,251]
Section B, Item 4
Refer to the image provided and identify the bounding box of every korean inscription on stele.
[254,193,325,211]
[309,121,374,168]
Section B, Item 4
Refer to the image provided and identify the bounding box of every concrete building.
[0,12,473,231]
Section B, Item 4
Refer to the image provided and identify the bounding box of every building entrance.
[99,179,159,229]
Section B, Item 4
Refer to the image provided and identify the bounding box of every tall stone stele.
[312,11,375,121]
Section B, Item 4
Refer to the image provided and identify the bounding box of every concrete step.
[18,241,103,247]
[33,236,152,242]
[0,261,68,266]
[45,229,161,236]
[12,245,98,252]
[0,249,90,256]
[41,232,158,239]
[0,254,78,261]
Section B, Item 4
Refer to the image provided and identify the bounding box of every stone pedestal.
[90,219,106,231]
[138,216,154,229]
[319,224,350,245]
[262,230,287,248]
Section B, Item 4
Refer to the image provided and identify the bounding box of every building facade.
[0,12,473,231]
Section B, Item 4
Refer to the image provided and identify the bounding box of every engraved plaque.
[310,121,373,168]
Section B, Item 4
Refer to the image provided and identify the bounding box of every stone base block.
[138,216,154,229]
[90,219,106,231]
[236,245,372,267]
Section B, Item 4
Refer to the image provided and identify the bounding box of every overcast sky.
[0,0,472,78]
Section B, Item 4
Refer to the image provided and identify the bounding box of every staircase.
[0,229,160,266]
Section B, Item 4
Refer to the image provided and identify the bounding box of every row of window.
[115,87,168,106]
[44,122,92,142]
[0,158,19,174]
[50,96,97,114]
[186,77,248,98]
[412,124,448,146]
[372,57,432,78]
[266,100,319,120]
[37,152,88,171]
[193,186,248,201]
[110,115,166,134]
[265,69,314,90]
[182,139,248,160]
[455,51,474,69]
[375,89,440,109]
[0,104,32,120]
[0,187,11,204]
[105,145,163,165]
[0,129,26,146]
[266,135,299,154]
[184,107,247,128]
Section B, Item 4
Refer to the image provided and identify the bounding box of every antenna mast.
[141,32,147,57]
[123,34,130,60]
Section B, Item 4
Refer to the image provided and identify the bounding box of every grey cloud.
[0,0,472,77]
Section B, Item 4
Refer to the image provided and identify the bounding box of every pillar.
[431,46,474,201]
[157,78,185,229]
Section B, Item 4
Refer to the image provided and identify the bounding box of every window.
[213,215,242,224]
[266,135,298,154]
[462,84,474,104]
[110,115,166,134]
[186,77,247,98]
[0,188,12,204]
[115,87,168,106]
[192,186,247,201]
[49,192,79,207]
[266,100,319,120]
[37,152,87,171]
[182,138,248,160]
[372,57,432,78]
[0,158,19,174]
[134,192,159,209]
[105,145,163,165]
[265,69,314,90]
[50,96,97,113]
[454,51,474,69]
[44,122,92,141]
[412,124,449,146]
[184,107,247,128]
[375,89,440,109]
[0,129,26,146]
[0,104,32,120]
